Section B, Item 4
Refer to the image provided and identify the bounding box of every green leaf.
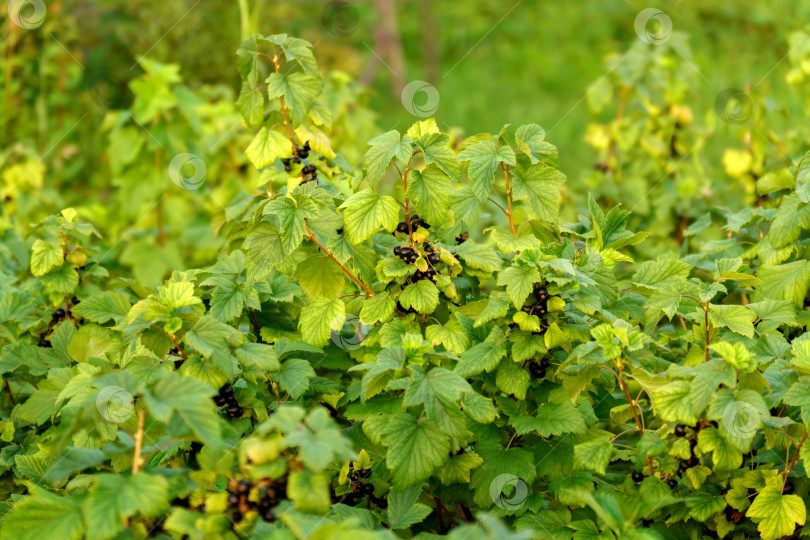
[697,427,742,471]
[455,242,503,273]
[632,259,691,290]
[380,412,449,487]
[339,189,400,244]
[455,328,507,377]
[359,293,396,325]
[758,260,810,306]
[653,381,698,424]
[273,358,315,400]
[266,71,322,124]
[511,164,566,222]
[1,486,84,540]
[497,266,541,309]
[361,130,412,188]
[244,127,293,169]
[298,297,345,346]
[710,341,755,372]
[399,280,440,314]
[510,402,586,437]
[184,316,243,377]
[72,292,132,325]
[515,123,558,167]
[496,357,533,400]
[438,451,484,485]
[387,486,432,529]
[767,194,810,248]
[145,372,222,448]
[296,255,345,301]
[406,165,454,226]
[287,470,331,514]
[709,304,756,338]
[573,437,613,475]
[30,239,63,277]
[747,486,806,540]
[457,140,515,202]
[413,132,460,181]
[244,222,286,279]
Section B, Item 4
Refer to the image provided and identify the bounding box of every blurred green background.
[5,0,810,282]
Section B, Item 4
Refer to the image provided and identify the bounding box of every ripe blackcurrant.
[237,479,251,493]
[631,471,644,483]
[361,482,375,495]
[348,470,359,482]
[53,308,66,319]
[227,493,239,506]
[674,423,686,437]
[220,383,233,397]
[667,478,678,489]
[213,395,227,407]
[359,468,372,479]
[539,357,551,368]
[528,362,546,379]
[428,252,440,264]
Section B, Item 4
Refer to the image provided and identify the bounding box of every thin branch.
[305,222,375,296]
[132,408,146,474]
[501,163,516,236]
[783,432,808,492]
[271,53,297,148]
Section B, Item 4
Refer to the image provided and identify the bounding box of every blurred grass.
[13,0,810,202]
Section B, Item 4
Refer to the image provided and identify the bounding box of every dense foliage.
[3,33,810,540]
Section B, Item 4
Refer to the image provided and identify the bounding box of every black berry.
[528,362,546,379]
[667,478,678,489]
[631,471,644,483]
[674,423,687,437]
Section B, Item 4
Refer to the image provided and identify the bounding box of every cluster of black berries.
[631,471,677,490]
[296,141,311,159]
[520,283,555,334]
[213,383,243,418]
[168,347,184,369]
[455,231,469,245]
[395,214,430,234]
[300,164,318,184]
[38,308,67,347]
[394,244,418,263]
[333,464,386,508]
[281,156,299,172]
[527,357,551,379]
[224,476,287,523]
[674,422,711,475]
